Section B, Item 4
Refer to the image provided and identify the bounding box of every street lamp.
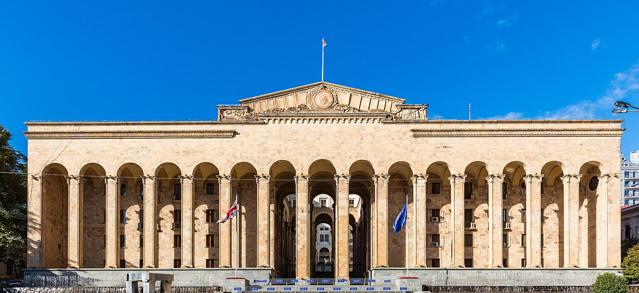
[612,100,639,114]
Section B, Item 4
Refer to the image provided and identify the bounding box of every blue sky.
[1,1,639,156]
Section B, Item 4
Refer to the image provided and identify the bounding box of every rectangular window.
[502,182,508,199]
[431,259,440,268]
[120,235,125,248]
[139,259,143,268]
[206,182,218,195]
[502,209,507,223]
[120,183,127,197]
[139,235,144,248]
[503,258,508,268]
[521,258,526,267]
[174,259,181,268]
[173,183,181,201]
[521,209,526,223]
[349,199,355,207]
[464,234,473,247]
[206,234,218,247]
[174,235,181,247]
[206,258,218,268]
[206,209,217,223]
[120,210,126,224]
[521,234,526,247]
[119,259,126,268]
[464,182,473,199]
[431,182,441,195]
[503,233,509,248]
[464,209,473,224]
[320,199,327,207]
[174,210,181,223]
[431,234,440,243]
[464,258,473,268]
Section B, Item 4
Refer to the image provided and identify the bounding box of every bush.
[624,244,639,281]
[592,273,628,293]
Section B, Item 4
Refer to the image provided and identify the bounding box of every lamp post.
[613,101,639,114]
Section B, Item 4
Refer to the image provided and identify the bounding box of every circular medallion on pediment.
[311,90,335,110]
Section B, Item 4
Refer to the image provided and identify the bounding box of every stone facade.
[25,81,622,279]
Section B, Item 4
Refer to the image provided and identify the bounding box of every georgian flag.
[217,199,238,223]
[322,38,327,48]
[393,203,408,233]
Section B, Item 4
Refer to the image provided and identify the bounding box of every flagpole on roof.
[235,192,239,278]
[321,38,326,82]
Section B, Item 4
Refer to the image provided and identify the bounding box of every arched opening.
[502,161,527,268]
[314,213,333,277]
[348,160,374,277]
[41,163,69,268]
[308,159,336,278]
[193,163,220,268]
[387,162,413,268]
[425,162,451,268]
[270,160,296,277]
[579,161,602,268]
[117,163,144,268]
[463,161,488,268]
[230,162,258,267]
[540,161,564,268]
[79,163,106,268]
[155,162,182,268]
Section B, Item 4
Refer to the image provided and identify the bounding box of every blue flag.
[393,203,408,233]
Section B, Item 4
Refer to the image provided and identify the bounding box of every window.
[349,199,355,207]
[464,182,473,199]
[431,259,440,268]
[206,209,218,223]
[206,234,218,247]
[139,235,144,248]
[120,183,127,197]
[206,258,218,268]
[502,209,508,223]
[206,181,218,195]
[320,234,329,242]
[431,209,441,219]
[430,182,441,195]
[626,224,632,239]
[520,209,526,223]
[174,259,181,268]
[521,258,526,267]
[431,234,440,243]
[174,235,181,247]
[173,210,181,223]
[119,259,126,268]
[464,258,473,268]
[464,234,473,247]
[503,233,509,248]
[502,182,508,199]
[521,234,526,247]
[503,258,508,268]
[173,183,181,201]
[120,235,125,248]
[139,259,143,268]
[320,199,327,207]
[120,210,126,224]
[464,209,473,224]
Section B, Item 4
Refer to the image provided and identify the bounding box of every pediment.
[217,81,427,121]
[239,82,405,114]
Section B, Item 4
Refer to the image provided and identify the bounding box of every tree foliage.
[0,125,27,263]
[592,272,628,293]
[623,243,639,282]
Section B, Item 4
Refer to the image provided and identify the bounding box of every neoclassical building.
[26,82,622,281]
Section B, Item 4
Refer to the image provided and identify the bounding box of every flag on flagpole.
[322,38,327,48]
[217,199,238,223]
[393,203,408,233]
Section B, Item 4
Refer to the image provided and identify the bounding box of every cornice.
[411,128,623,137]
[24,130,238,139]
[25,121,265,126]
[386,119,624,124]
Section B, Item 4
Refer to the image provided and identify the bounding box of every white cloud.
[481,63,639,120]
[591,38,601,50]
[495,14,518,27]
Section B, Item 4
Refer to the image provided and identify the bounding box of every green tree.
[592,272,628,293]
[0,125,27,271]
[623,243,639,282]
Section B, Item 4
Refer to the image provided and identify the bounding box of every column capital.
[561,174,581,184]
[448,173,467,183]
[413,173,428,180]
[374,173,390,180]
[216,174,232,181]
[142,174,156,181]
[255,174,270,183]
[524,173,544,182]
[334,174,350,181]
[31,174,41,181]
[66,175,79,182]
[294,174,309,181]
[487,173,505,183]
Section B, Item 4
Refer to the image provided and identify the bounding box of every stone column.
[525,174,542,267]
[487,174,504,267]
[608,174,621,267]
[370,182,377,268]
[295,174,310,279]
[449,174,465,267]
[143,176,157,268]
[218,175,232,267]
[181,176,194,268]
[256,175,270,267]
[269,186,276,268]
[595,174,609,268]
[27,175,43,268]
[562,174,580,267]
[67,175,81,268]
[105,176,119,268]
[375,174,389,267]
[335,174,350,279]
[414,174,428,267]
